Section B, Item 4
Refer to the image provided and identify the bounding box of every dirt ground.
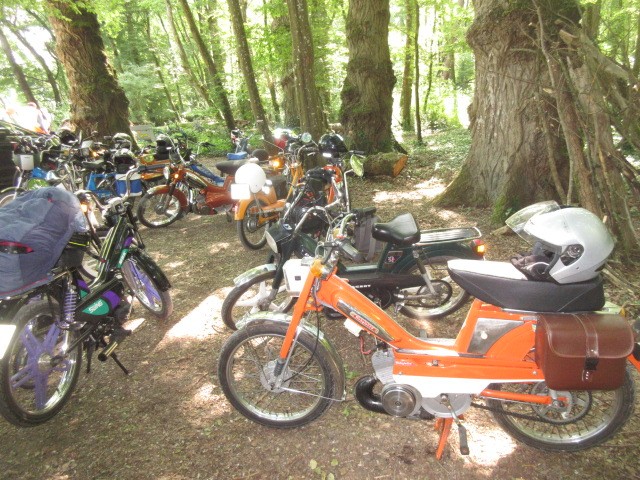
[1,153,639,480]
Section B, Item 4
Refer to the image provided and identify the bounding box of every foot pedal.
[457,423,470,455]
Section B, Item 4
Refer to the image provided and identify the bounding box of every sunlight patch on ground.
[164,260,186,269]
[123,317,146,332]
[159,289,227,344]
[464,426,517,467]
[208,242,231,255]
[373,181,446,203]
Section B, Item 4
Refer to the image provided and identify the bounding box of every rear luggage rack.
[417,227,481,245]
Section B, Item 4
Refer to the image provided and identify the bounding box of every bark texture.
[286,0,326,139]
[340,0,395,153]
[227,0,273,143]
[48,2,132,138]
[435,0,564,213]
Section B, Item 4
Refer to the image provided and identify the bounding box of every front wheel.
[217,322,338,428]
[398,256,470,320]
[121,256,173,320]
[0,188,26,208]
[136,190,183,228]
[0,299,82,426]
[237,199,273,250]
[488,370,635,452]
[220,270,295,330]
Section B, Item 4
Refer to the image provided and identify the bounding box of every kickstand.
[111,353,130,375]
[434,394,471,459]
[434,418,453,460]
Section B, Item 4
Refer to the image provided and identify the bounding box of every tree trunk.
[280,70,299,127]
[435,0,563,214]
[0,27,36,105]
[47,1,132,138]
[340,0,395,153]
[286,0,327,139]
[400,0,414,131]
[414,1,422,143]
[226,0,273,144]
[164,1,214,109]
[177,0,235,130]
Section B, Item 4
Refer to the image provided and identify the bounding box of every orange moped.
[218,201,639,458]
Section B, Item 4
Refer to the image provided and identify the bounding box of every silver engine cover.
[371,349,472,418]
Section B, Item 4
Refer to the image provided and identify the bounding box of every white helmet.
[506,202,614,284]
[234,163,266,194]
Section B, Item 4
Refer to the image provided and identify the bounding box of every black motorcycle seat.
[81,160,106,170]
[447,259,605,312]
[216,159,257,176]
[371,213,420,246]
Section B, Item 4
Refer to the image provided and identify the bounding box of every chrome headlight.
[0,325,17,359]
[265,229,278,253]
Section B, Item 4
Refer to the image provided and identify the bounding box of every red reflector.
[0,241,34,254]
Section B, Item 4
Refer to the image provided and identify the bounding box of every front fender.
[237,313,346,400]
[233,263,277,287]
[128,249,172,291]
[146,184,189,211]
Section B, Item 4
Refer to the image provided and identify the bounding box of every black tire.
[237,199,272,250]
[121,256,173,320]
[398,255,470,320]
[488,369,635,452]
[136,190,183,228]
[221,270,296,330]
[217,322,337,428]
[0,300,82,426]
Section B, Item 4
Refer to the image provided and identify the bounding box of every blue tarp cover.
[0,188,86,298]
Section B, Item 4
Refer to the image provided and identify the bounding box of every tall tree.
[340,0,395,153]
[0,26,36,104]
[226,0,273,142]
[177,0,236,130]
[437,0,639,256]
[399,0,415,131]
[1,20,61,105]
[286,0,326,139]
[47,1,132,138]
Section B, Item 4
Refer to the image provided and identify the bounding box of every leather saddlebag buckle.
[535,313,634,390]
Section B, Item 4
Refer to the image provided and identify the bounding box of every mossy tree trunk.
[48,1,132,138]
[435,0,565,217]
[437,0,639,256]
[340,0,395,154]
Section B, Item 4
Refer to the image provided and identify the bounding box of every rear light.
[0,241,34,254]
[471,239,486,256]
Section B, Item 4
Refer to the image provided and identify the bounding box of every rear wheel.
[398,256,470,320]
[136,190,183,228]
[0,300,82,426]
[121,256,173,320]
[488,371,635,451]
[220,270,295,330]
[217,322,337,428]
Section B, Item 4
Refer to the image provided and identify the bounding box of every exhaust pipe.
[354,375,387,415]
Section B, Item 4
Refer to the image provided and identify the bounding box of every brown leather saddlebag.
[535,314,634,390]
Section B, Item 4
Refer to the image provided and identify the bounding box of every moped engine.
[354,349,472,419]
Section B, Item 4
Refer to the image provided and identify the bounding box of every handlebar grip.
[339,240,364,263]
[350,151,365,155]
[352,207,377,221]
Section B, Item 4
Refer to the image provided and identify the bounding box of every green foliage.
[155,121,231,156]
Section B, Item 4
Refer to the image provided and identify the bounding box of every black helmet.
[319,133,347,157]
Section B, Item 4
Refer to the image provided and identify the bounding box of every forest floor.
[1,131,640,480]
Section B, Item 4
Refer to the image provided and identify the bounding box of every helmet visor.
[505,201,560,243]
